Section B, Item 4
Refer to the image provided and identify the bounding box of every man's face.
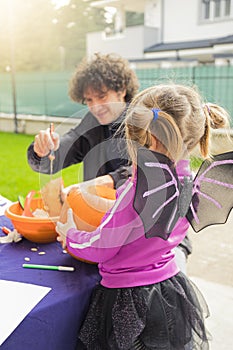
[83,87,126,125]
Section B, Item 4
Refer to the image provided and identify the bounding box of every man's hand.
[34,127,60,157]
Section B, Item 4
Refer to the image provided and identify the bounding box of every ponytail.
[125,105,184,164]
[201,103,230,158]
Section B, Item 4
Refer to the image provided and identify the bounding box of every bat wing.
[133,148,192,239]
[187,151,233,232]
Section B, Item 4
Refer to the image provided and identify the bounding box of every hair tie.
[152,108,160,121]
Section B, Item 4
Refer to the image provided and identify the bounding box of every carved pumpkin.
[59,185,116,264]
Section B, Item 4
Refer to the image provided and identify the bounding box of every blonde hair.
[125,84,230,164]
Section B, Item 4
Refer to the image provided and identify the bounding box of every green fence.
[0,72,82,117]
[0,65,233,124]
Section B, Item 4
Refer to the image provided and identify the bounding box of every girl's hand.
[56,208,76,249]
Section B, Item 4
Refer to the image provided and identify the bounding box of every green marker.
[22,264,75,272]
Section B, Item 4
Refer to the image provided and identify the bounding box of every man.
[27,53,139,188]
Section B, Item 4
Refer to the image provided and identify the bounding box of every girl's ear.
[149,136,157,151]
[149,136,168,157]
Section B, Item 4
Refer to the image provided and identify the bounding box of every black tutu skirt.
[77,272,210,350]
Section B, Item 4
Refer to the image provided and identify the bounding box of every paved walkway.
[190,277,233,350]
[187,212,233,350]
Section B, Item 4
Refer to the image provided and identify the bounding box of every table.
[0,215,100,350]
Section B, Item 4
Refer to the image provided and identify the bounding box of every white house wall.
[87,28,143,59]
[163,0,233,42]
[144,0,161,28]
[86,25,159,59]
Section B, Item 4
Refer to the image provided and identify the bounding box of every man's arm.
[109,165,132,188]
[27,128,90,175]
[27,114,96,174]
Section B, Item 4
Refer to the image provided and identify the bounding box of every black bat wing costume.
[133,148,233,239]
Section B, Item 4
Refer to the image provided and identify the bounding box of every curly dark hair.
[69,53,139,103]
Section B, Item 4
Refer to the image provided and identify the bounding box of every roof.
[145,35,233,53]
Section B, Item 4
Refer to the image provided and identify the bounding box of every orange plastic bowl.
[5,198,58,244]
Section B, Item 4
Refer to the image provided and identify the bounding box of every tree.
[0,0,144,72]
[0,0,106,72]
[53,0,106,70]
[0,0,60,72]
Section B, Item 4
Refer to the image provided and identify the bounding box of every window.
[200,0,232,20]
[203,0,211,19]
[214,0,221,17]
[201,0,233,21]
[225,0,231,15]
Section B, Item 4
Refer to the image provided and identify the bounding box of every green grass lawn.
[0,132,83,201]
[0,131,202,202]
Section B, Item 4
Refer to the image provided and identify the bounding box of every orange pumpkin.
[59,185,116,264]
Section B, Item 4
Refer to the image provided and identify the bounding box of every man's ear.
[118,89,126,100]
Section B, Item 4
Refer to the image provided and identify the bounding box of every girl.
[56,84,230,350]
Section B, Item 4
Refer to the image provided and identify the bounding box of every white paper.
[0,195,12,216]
[0,280,51,346]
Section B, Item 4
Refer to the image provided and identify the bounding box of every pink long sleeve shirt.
[66,160,191,288]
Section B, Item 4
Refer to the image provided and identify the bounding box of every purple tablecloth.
[0,216,100,350]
